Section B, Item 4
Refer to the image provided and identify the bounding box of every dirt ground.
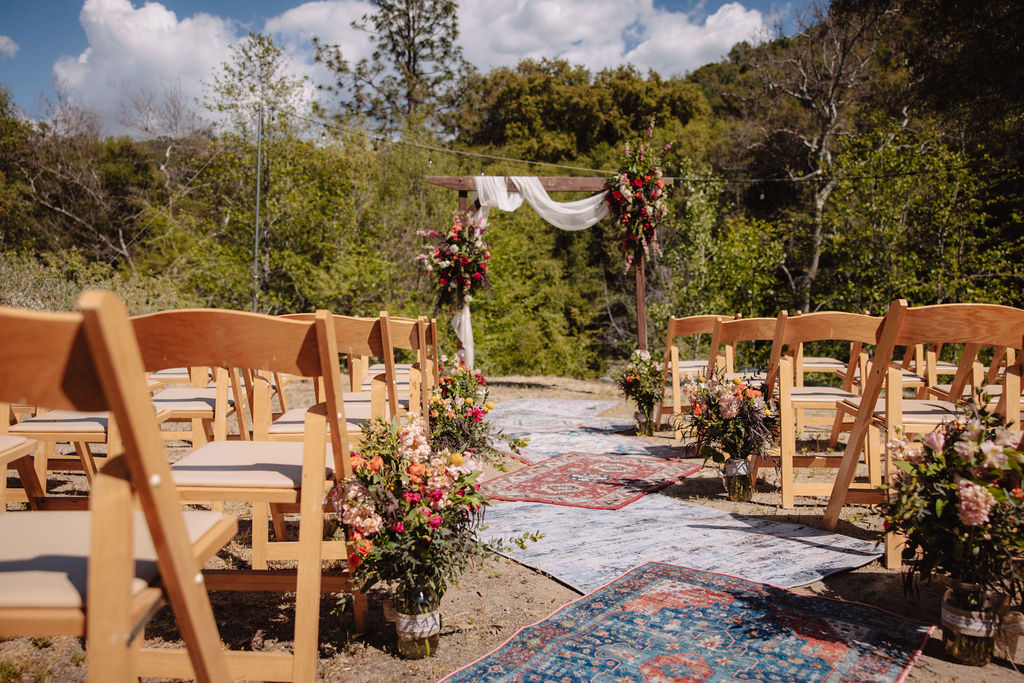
[2,375,1022,681]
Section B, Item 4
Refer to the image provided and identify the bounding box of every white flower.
[450,244,459,253]
[980,440,1008,468]
[954,438,980,459]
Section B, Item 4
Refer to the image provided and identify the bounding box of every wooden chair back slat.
[133,309,324,377]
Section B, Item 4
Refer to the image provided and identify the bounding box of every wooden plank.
[139,649,295,681]
[203,569,352,593]
[426,176,608,192]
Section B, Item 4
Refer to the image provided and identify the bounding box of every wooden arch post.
[425,176,654,352]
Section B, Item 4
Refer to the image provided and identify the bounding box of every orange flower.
[350,453,366,470]
[368,456,384,472]
[348,552,361,569]
[408,462,426,478]
[656,179,665,188]
[1013,488,1023,499]
[745,389,761,399]
[692,404,704,416]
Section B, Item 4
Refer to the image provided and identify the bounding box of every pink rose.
[428,515,442,529]
[922,430,945,454]
[395,522,405,533]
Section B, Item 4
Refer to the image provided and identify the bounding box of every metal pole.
[253,104,263,313]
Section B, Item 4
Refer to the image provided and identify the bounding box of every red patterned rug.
[482,452,701,510]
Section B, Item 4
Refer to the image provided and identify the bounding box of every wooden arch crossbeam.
[425,176,607,213]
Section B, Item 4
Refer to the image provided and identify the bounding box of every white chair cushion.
[9,411,108,434]
[171,441,332,488]
[268,408,365,435]
[0,510,225,609]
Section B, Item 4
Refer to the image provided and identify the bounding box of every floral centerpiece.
[604,121,671,272]
[338,413,489,658]
[417,213,491,310]
[617,350,665,436]
[880,402,1024,666]
[428,355,525,465]
[676,372,779,501]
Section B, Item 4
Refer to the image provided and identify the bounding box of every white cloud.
[0,35,19,59]
[459,0,765,76]
[54,0,238,131]
[51,0,766,133]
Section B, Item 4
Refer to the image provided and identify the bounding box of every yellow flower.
[465,397,474,406]
[485,401,494,411]
[449,452,464,467]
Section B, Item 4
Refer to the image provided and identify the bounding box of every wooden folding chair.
[706,315,777,382]
[764,310,884,508]
[129,307,365,678]
[0,290,236,681]
[823,301,1024,550]
[657,314,734,428]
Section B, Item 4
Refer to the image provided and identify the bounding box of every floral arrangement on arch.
[338,413,490,609]
[428,355,526,465]
[417,213,491,310]
[677,372,779,464]
[879,402,1024,607]
[605,121,672,272]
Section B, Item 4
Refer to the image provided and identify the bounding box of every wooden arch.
[425,175,655,351]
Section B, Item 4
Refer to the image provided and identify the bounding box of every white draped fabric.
[452,176,608,368]
[473,176,608,229]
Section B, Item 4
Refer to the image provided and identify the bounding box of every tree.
[726,1,902,312]
[313,0,469,131]
[203,32,310,139]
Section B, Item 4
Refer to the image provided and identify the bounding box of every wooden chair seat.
[788,385,856,404]
[801,355,848,372]
[932,382,1005,399]
[267,407,366,436]
[148,367,193,385]
[171,441,333,489]
[0,509,233,610]
[0,435,33,458]
[151,387,228,415]
[9,410,108,435]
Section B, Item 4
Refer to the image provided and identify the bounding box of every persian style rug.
[444,562,933,683]
[481,494,881,592]
[503,425,685,464]
[483,452,701,510]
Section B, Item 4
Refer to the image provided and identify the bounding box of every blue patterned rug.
[444,562,932,683]
[481,494,880,592]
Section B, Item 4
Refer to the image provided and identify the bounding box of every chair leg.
[352,590,369,633]
[781,420,797,510]
[867,423,882,487]
[252,501,269,571]
[827,408,847,449]
[270,504,288,541]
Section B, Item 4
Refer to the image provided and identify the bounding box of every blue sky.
[0,0,807,132]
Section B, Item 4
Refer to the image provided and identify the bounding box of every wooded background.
[1,0,1021,377]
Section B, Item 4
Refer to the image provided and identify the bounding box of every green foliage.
[0,250,193,313]
[450,59,708,165]
[826,118,1012,309]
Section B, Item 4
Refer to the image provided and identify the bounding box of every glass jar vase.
[394,585,441,659]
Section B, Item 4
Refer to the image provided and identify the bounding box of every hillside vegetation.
[1,1,1021,377]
